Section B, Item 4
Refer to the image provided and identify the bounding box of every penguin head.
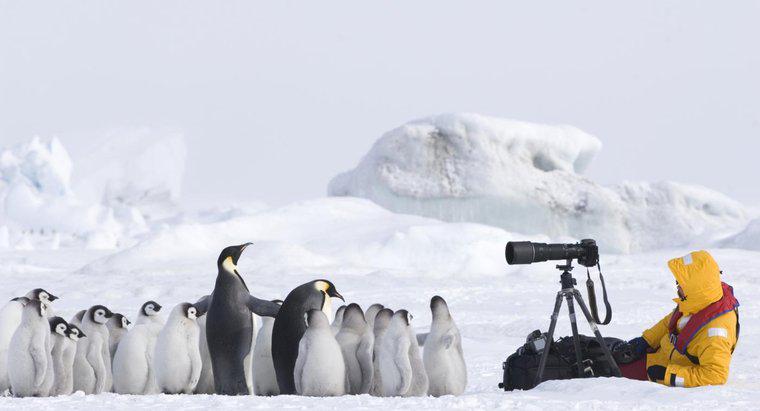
[49,316,68,336]
[25,299,46,318]
[111,313,130,329]
[217,243,253,272]
[393,309,413,326]
[373,308,394,334]
[181,302,204,320]
[90,305,114,324]
[67,324,85,341]
[313,279,344,302]
[304,309,329,328]
[430,295,452,321]
[27,288,58,304]
[141,301,162,317]
[10,296,31,306]
[341,303,366,330]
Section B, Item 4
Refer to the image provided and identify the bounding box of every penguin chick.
[272,279,344,395]
[364,304,384,330]
[335,303,373,394]
[154,303,205,394]
[69,310,85,328]
[253,300,283,396]
[7,299,51,397]
[48,317,69,396]
[331,305,346,336]
[423,296,466,396]
[25,288,58,312]
[0,297,31,394]
[370,308,393,396]
[193,296,214,394]
[294,310,345,396]
[106,313,130,361]
[72,305,114,394]
[52,323,84,396]
[377,310,428,397]
[112,301,164,394]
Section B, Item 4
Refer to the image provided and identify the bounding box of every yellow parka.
[642,250,739,387]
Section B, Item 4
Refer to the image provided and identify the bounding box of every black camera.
[505,239,599,268]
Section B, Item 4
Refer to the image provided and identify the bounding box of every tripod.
[534,259,621,386]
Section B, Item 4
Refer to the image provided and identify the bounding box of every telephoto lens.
[505,240,598,267]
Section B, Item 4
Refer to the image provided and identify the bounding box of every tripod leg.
[534,291,564,387]
[573,289,622,377]
[565,294,586,378]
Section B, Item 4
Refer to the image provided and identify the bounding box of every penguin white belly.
[0,302,23,392]
[7,324,49,397]
[296,331,345,396]
[253,318,278,396]
[112,324,160,394]
[154,324,200,394]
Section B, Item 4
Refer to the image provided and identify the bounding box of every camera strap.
[586,262,612,325]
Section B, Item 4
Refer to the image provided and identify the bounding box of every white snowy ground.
[0,198,758,410]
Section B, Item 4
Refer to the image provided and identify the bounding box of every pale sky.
[1,1,758,207]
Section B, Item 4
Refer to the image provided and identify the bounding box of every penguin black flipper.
[246,295,280,317]
[194,295,211,314]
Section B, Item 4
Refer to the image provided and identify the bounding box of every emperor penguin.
[253,300,283,396]
[154,303,205,394]
[72,305,114,394]
[331,305,346,335]
[193,304,214,394]
[335,303,373,394]
[370,308,393,396]
[69,310,85,328]
[364,304,384,330]
[25,288,58,314]
[7,299,52,397]
[52,323,85,396]
[376,309,428,397]
[202,243,281,395]
[272,279,344,394]
[106,313,130,360]
[47,317,69,396]
[112,301,164,394]
[294,309,345,396]
[423,296,466,396]
[0,296,31,394]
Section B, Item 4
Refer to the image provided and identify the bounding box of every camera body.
[505,239,599,268]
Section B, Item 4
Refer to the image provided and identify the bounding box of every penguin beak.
[328,289,344,302]
[79,331,87,338]
[154,303,163,312]
[233,242,253,265]
[194,304,207,317]
[48,293,59,302]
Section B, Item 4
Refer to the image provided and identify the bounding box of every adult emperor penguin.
[202,243,281,395]
[72,305,114,394]
[331,305,346,335]
[376,309,428,397]
[106,313,130,360]
[253,299,283,396]
[294,309,346,396]
[154,303,205,394]
[52,323,84,396]
[370,308,393,396]
[0,296,31,394]
[112,301,164,394]
[423,296,466,396]
[272,279,344,395]
[7,299,51,397]
[335,303,373,394]
[47,317,70,396]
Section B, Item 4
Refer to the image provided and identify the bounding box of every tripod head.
[556,259,577,290]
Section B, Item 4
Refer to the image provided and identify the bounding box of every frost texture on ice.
[328,113,748,253]
[0,131,186,250]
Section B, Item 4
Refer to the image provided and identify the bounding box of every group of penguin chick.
[0,244,466,399]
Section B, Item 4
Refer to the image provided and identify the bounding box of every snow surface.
[328,113,750,253]
[720,218,760,251]
[0,132,185,250]
[0,197,758,410]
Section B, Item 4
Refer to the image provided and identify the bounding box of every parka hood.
[668,250,723,315]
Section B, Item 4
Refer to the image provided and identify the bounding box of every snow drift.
[720,218,760,251]
[0,131,186,250]
[328,113,748,253]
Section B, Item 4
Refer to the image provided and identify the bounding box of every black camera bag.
[500,334,637,391]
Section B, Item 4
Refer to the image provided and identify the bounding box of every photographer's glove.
[647,365,666,382]
[628,336,650,356]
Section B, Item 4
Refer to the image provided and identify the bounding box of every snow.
[720,218,760,251]
[0,200,758,409]
[328,113,749,253]
[0,132,186,250]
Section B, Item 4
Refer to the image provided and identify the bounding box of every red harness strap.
[668,282,739,355]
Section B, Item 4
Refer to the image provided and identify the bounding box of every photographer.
[623,251,740,387]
